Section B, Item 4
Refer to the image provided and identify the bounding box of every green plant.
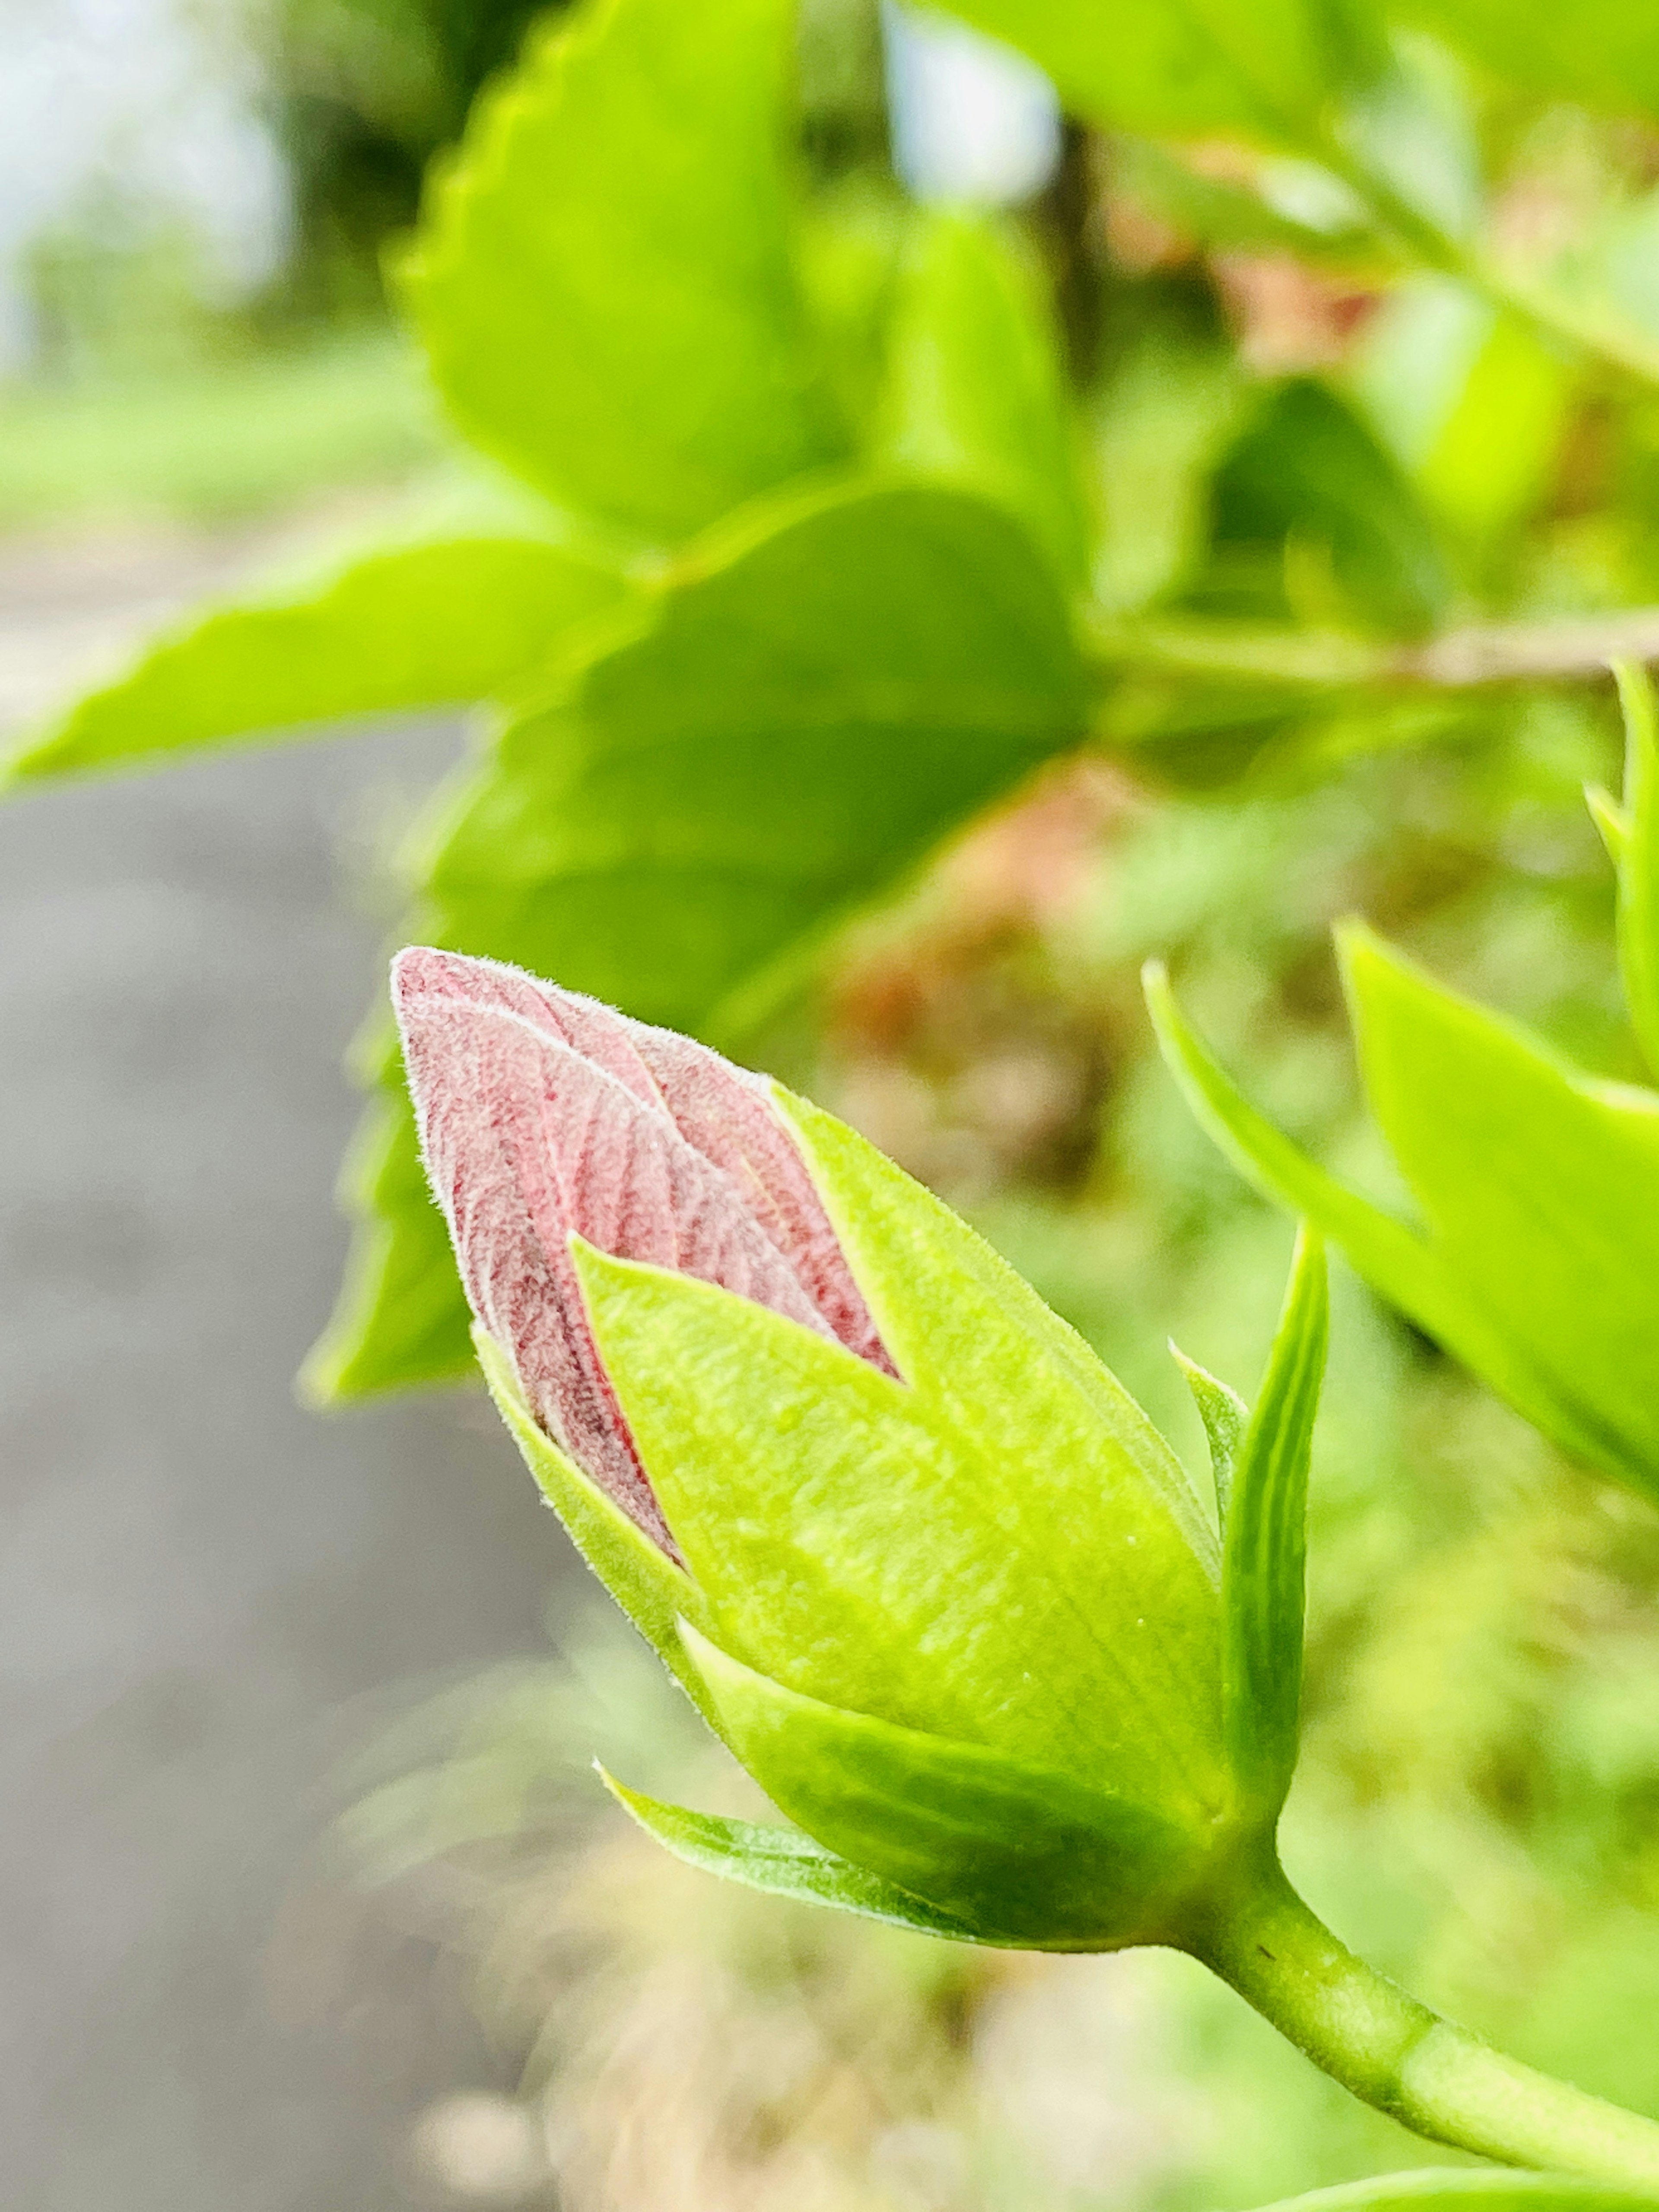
[15,0,1659,2199]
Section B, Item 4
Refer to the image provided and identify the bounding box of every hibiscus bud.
[393,946,893,1555]
[394,947,1325,1954]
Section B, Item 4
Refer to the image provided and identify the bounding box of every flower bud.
[395,948,1311,1951]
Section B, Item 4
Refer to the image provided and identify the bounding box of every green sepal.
[1610,661,1659,1080]
[572,1131,1227,1817]
[471,1328,721,1729]
[1223,1227,1327,1819]
[676,1621,1207,1951]
[1171,1341,1249,1522]
[771,1087,1221,1583]
[1245,2173,1659,2212]
[1144,952,1659,1499]
[597,1769,981,1942]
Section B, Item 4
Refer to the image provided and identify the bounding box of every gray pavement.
[0,716,571,2209]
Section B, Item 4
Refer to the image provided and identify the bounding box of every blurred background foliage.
[10,0,1659,2204]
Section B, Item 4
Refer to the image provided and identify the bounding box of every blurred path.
[0,623,570,2209]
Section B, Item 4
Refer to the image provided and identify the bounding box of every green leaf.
[1112,141,1382,270]
[1144,949,1659,1500]
[1205,379,1449,637]
[1223,1227,1327,1818]
[1610,661,1659,1081]
[676,1621,1205,1949]
[937,0,1354,147]
[1172,1343,1249,1521]
[1351,283,1572,543]
[876,210,1087,584]
[467,1330,721,1726]
[570,1095,1226,1817]
[300,1078,477,1403]
[1390,0,1659,128]
[599,1768,982,1941]
[1247,2173,1659,2212]
[402,0,847,540]
[1338,922,1659,1493]
[312,478,1088,1398]
[3,534,628,787]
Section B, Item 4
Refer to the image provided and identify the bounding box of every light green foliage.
[1392,0,1659,127]
[1222,1228,1328,1818]
[4,534,627,784]
[315,479,1088,1396]
[674,1622,1203,1946]
[877,210,1088,583]
[600,1769,983,1939]
[1148,928,1659,1503]
[937,0,1360,149]
[1601,664,1659,1079]
[401,0,848,540]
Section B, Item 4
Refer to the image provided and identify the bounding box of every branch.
[1084,607,1659,696]
[1404,608,1659,686]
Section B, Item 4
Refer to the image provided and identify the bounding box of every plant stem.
[1081,607,1659,698]
[1189,1854,1659,2191]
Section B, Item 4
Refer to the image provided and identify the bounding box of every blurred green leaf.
[1223,1226,1327,1818]
[938,0,1369,148]
[310,478,1089,1397]
[1114,141,1384,268]
[1351,282,1572,542]
[877,209,1088,584]
[1146,933,1659,1501]
[677,1620,1201,1948]
[1391,0,1659,127]
[1605,663,1659,1080]
[1205,379,1450,636]
[402,0,848,540]
[301,1074,477,1400]
[600,1768,982,1939]
[1089,276,1250,616]
[3,534,627,785]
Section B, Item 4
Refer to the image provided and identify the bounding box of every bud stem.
[1189,1851,1659,2189]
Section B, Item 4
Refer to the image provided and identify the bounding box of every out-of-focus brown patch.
[823,760,1133,1196]
[1212,253,1378,374]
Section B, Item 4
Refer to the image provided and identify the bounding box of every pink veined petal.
[623,1027,896,1374]
[399,950,895,1369]
[394,949,891,1554]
